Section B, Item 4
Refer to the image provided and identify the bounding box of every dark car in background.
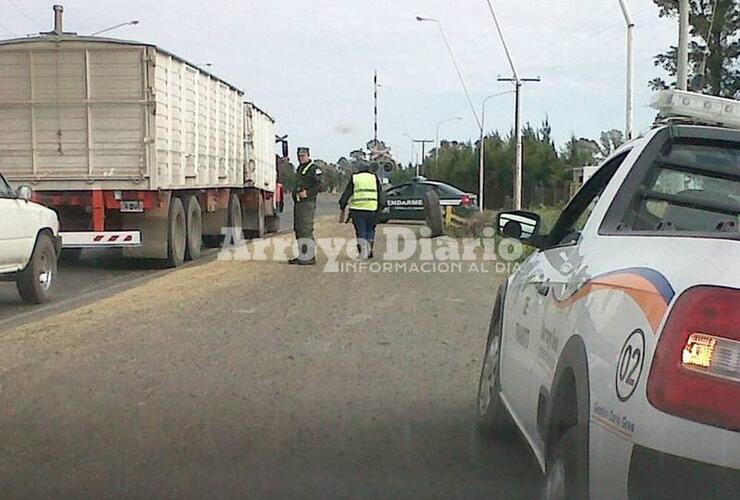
[379,177,477,223]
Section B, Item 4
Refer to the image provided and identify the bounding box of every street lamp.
[416,16,482,129]
[90,19,139,37]
[478,90,515,212]
[435,116,462,172]
[617,0,635,140]
[403,133,418,167]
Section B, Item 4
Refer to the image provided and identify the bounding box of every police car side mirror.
[497,210,543,248]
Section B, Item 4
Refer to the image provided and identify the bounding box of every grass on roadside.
[443,204,565,262]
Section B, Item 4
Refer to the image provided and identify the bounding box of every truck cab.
[0,172,61,303]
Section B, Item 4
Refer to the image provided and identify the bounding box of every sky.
[2,1,678,165]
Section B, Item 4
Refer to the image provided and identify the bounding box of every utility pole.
[498,77,540,211]
[484,0,540,210]
[677,0,689,90]
[617,0,635,140]
[373,70,379,143]
[413,139,434,177]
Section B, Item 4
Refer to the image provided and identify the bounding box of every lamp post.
[91,19,139,36]
[403,133,417,168]
[435,116,462,172]
[617,0,635,140]
[677,0,689,90]
[479,90,515,212]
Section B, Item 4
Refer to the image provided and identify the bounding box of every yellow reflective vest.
[349,172,379,211]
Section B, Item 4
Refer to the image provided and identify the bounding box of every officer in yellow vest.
[339,161,384,259]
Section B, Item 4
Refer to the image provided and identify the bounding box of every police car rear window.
[615,139,740,237]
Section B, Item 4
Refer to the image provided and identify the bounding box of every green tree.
[650,0,740,97]
[573,129,625,162]
[420,120,571,209]
[561,136,598,168]
[389,164,416,185]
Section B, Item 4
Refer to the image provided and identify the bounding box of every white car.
[0,171,61,303]
[476,91,739,500]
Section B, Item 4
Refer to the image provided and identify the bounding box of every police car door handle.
[537,283,550,297]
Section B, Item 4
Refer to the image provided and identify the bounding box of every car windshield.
[618,140,740,235]
[0,173,14,197]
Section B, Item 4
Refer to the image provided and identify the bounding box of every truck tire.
[17,232,57,304]
[244,194,266,239]
[228,194,243,244]
[265,214,280,234]
[183,195,203,261]
[423,190,444,237]
[165,196,187,268]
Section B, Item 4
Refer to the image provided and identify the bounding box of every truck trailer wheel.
[244,194,266,239]
[166,197,187,268]
[183,195,203,261]
[17,232,57,304]
[227,194,243,244]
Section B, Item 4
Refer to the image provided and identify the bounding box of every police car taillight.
[461,195,471,207]
[647,286,740,432]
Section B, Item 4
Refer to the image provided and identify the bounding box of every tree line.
[391,120,621,209]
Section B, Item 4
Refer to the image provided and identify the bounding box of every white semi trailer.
[0,6,283,267]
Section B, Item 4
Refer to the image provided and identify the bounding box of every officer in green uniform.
[289,147,323,265]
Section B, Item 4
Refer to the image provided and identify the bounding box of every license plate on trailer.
[120,201,144,213]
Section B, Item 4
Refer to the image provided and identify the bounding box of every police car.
[378,177,477,223]
[476,90,740,500]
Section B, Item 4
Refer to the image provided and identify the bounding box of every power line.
[7,0,43,30]
[377,83,413,141]
[417,17,482,129]
[0,18,18,37]
[483,0,518,80]
[518,7,658,75]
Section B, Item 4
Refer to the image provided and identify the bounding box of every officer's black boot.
[368,241,375,259]
[289,243,307,265]
[288,248,301,265]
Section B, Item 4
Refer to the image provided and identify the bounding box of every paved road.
[0,194,340,328]
[0,220,541,499]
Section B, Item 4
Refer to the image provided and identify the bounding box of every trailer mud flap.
[62,231,141,248]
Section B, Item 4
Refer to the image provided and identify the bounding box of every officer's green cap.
[297,147,310,155]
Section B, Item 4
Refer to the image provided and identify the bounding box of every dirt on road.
[0,218,541,499]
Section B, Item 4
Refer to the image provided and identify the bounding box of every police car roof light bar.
[651,90,740,130]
